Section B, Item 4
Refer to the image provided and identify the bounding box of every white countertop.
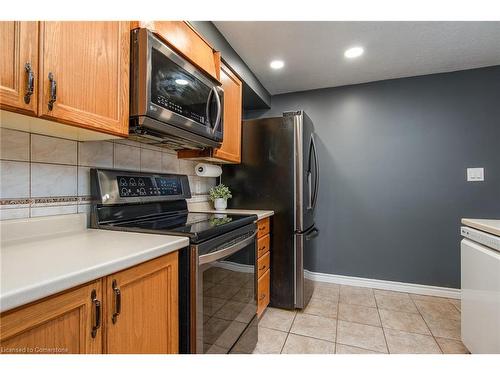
[192,209,274,221]
[0,214,189,313]
[462,218,500,237]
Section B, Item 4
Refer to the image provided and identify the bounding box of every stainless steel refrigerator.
[224,111,319,309]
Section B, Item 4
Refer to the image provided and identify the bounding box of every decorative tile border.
[2,194,208,207]
[1,196,93,207]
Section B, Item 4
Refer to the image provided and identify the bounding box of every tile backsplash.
[0,128,216,221]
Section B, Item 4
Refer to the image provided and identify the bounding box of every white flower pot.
[214,198,227,210]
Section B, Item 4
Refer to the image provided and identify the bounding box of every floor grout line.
[279,311,297,354]
[372,288,391,354]
[334,287,340,353]
[413,301,444,353]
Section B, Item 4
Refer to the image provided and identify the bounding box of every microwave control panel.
[117,175,183,197]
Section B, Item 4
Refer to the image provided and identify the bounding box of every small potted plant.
[209,183,232,210]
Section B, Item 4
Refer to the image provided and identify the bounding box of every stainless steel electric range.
[90,168,258,354]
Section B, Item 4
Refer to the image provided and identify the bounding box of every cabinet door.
[38,21,129,137]
[257,269,270,317]
[105,252,179,354]
[0,280,103,354]
[0,21,38,115]
[213,63,242,163]
[135,21,221,82]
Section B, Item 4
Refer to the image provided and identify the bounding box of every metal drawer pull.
[24,62,34,104]
[48,72,57,110]
[258,245,266,251]
[112,280,121,324]
[90,289,101,338]
[258,265,266,271]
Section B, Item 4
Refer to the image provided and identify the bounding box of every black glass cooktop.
[111,212,257,244]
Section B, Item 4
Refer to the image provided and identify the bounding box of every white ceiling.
[214,22,500,95]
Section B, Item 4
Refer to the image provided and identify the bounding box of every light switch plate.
[467,167,484,182]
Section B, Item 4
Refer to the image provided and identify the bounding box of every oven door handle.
[198,230,257,265]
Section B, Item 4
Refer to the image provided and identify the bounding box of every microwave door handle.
[205,88,214,127]
[211,87,222,135]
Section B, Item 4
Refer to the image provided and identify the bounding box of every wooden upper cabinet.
[177,62,243,163]
[214,63,243,163]
[132,21,221,82]
[38,22,129,137]
[0,21,38,115]
[0,280,103,354]
[104,252,179,354]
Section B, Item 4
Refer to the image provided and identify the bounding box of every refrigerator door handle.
[311,134,320,210]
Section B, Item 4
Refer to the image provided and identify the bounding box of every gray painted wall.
[245,66,500,288]
[189,21,271,109]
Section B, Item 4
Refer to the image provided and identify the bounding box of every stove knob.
[121,188,128,196]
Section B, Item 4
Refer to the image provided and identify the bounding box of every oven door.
[131,28,223,144]
[192,224,257,354]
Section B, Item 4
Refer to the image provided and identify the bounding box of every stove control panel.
[117,175,183,197]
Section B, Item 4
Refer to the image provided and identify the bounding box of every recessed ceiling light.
[344,46,364,59]
[270,60,285,69]
[175,79,189,85]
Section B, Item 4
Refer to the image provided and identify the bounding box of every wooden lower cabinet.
[257,270,270,317]
[256,217,271,317]
[0,280,103,354]
[105,252,179,354]
[0,251,179,354]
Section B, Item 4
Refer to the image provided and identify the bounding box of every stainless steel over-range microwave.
[130,28,224,150]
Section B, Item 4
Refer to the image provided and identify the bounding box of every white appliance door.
[461,238,500,353]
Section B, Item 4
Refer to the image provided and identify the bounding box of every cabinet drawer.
[257,234,270,259]
[257,251,270,279]
[257,217,270,238]
[257,269,270,317]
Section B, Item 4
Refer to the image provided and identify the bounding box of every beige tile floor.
[251,282,468,354]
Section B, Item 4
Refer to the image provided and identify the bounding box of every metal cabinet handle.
[24,62,34,104]
[258,245,266,251]
[48,72,57,110]
[258,265,266,271]
[112,280,121,324]
[90,289,101,338]
[259,293,266,301]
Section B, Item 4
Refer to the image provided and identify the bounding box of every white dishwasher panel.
[461,238,500,354]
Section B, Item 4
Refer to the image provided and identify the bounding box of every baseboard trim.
[304,270,461,299]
